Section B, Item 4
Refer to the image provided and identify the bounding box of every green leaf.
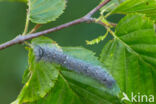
[29,45,122,104]
[22,67,30,84]
[100,14,156,103]
[28,0,66,24]
[29,75,82,104]
[61,71,121,104]
[30,72,122,104]
[12,38,59,104]
[112,0,156,21]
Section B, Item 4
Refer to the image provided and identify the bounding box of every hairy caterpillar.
[33,45,116,88]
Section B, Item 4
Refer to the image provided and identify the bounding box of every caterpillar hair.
[33,45,116,88]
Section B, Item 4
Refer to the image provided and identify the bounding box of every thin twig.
[0,0,111,50]
[85,0,111,18]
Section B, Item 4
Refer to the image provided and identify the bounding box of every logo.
[121,92,154,103]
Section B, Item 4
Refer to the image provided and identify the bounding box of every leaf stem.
[22,9,30,36]
[29,24,42,34]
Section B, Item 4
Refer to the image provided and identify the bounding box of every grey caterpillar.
[33,45,116,88]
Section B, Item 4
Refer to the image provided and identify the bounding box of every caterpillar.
[33,45,116,88]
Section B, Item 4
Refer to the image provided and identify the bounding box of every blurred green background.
[0,0,121,103]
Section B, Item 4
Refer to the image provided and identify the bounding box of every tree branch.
[0,0,111,50]
[85,0,110,18]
